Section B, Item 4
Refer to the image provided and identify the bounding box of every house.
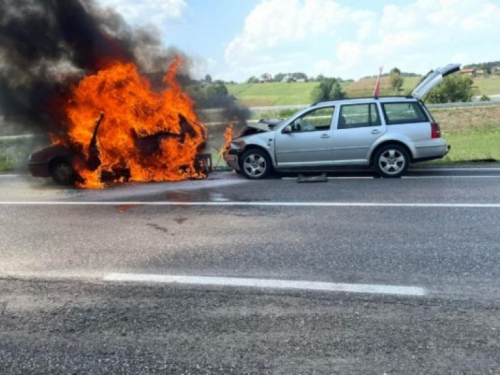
[460,68,475,75]
[259,73,273,83]
[476,69,485,75]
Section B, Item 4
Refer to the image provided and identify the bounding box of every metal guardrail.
[427,101,500,109]
[199,100,500,115]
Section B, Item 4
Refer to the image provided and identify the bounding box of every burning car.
[28,112,210,186]
[28,59,210,188]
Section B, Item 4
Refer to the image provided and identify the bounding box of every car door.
[274,106,335,167]
[332,102,386,164]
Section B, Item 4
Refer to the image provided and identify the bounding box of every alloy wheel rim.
[379,149,405,175]
[243,154,267,177]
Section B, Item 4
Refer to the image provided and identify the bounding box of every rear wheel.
[239,149,272,180]
[374,145,409,178]
[50,159,75,185]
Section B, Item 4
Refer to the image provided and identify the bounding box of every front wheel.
[239,149,272,180]
[374,145,409,178]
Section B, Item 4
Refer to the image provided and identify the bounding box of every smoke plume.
[0,0,194,134]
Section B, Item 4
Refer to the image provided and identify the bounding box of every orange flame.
[220,124,233,157]
[64,57,206,188]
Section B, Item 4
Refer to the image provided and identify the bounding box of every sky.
[96,0,500,82]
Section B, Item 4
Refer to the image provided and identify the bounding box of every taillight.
[431,122,441,139]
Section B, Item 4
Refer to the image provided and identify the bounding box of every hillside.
[228,75,500,107]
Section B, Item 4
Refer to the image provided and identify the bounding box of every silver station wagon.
[225,64,459,179]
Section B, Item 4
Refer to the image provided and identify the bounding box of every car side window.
[291,107,335,133]
[338,104,381,130]
[382,102,429,125]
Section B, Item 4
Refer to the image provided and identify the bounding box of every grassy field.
[431,105,500,163]
[226,82,319,106]
[472,75,500,96]
[228,76,500,107]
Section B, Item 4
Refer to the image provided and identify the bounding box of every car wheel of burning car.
[240,149,272,180]
[49,158,76,185]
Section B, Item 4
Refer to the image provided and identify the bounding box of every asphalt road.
[1,167,500,374]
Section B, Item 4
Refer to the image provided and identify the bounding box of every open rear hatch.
[411,64,461,100]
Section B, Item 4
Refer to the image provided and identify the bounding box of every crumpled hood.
[245,118,282,132]
[245,122,272,132]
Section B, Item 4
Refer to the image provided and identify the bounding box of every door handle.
[371,129,381,135]
[321,134,331,139]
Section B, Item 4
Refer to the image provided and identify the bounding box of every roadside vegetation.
[433,105,500,163]
[0,140,30,172]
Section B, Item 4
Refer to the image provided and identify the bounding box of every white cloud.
[336,42,363,68]
[223,0,500,81]
[97,0,187,27]
[224,0,374,72]
[359,0,500,74]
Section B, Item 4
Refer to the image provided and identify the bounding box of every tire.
[374,145,410,178]
[50,159,76,185]
[239,149,272,180]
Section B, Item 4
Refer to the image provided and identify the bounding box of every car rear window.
[382,102,429,125]
[338,103,381,129]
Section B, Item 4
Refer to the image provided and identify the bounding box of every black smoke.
[0,0,249,142]
[0,0,188,133]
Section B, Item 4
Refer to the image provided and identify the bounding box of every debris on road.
[297,173,328,183]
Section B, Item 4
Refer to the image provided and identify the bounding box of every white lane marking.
[1,201,500,208]
[403,176,500,179]
[0,174,28,178]
[411,168,500,172]
[104,273,426,296]
[282,176,500,180]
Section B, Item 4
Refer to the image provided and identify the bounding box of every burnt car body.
[28,114,209,185]
[28,144,75,185]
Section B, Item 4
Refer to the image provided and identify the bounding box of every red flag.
[373,67,383,97]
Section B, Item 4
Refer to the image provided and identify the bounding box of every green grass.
[440,130,500,163]
[472,75,500,96]
[228,76,500,107]
[227,82,318,106]
[0,155,14,172]
[0,139,34,172]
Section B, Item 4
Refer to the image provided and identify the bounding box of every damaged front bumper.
[224,142,243,172]
[224,152,241,172]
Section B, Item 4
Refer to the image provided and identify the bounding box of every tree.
[426,74,475,103]
[204,74,212,84]
[389,67,404,93]
[315,74,325,82]
[246,76,259,84]
[328,83,345,100]
[187,83,234,108]
[205,83,228,99]
[274,73,286,82]
[310,78,345,102]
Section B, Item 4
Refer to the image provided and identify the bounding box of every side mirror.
[282,125,292,134]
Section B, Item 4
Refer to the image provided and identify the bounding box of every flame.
[63,57,206,188]
[220,124,233,157]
